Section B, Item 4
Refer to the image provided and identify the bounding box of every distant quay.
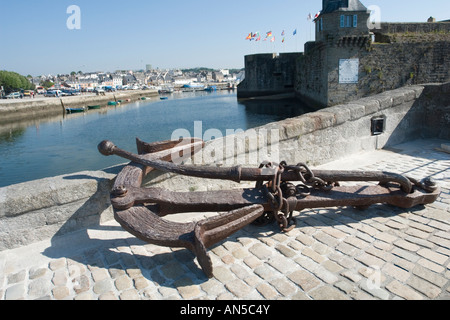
[0,90,159,124]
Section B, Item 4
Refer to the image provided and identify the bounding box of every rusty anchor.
[98,138,440,278]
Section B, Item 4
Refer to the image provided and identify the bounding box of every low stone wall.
[0,90,158,124]
[0,83,448,251]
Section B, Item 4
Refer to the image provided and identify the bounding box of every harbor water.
[0,91,313,187]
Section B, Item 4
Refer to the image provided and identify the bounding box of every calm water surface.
[0,91,313,187]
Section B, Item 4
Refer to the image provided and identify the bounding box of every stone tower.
[294,0,372,107]
[316,0,370,43]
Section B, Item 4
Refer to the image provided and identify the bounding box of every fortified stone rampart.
[295,21,450,108]
[1,83,448,251]
[237,0,450,109]
[237,53,302,99]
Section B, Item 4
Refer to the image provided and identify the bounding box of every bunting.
[245,29,298,44]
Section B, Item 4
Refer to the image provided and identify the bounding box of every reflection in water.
[0,92,315,187]
[239,96,315,127]
[0,127,26,144]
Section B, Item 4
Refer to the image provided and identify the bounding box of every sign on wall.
[339,59,359,84]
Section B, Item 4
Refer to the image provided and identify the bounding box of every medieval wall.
[295,22,450,108]
[237,53,302,99]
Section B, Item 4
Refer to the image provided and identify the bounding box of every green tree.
[40,80,54,89]
[0,70,35,93]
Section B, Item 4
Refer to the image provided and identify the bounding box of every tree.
[0,70,35,93]
[40,80,54,89]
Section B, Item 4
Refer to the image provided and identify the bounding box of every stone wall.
[295,25,450,108]
[0,83,448,251]
[237,53,302,99]
[0,90,158,124]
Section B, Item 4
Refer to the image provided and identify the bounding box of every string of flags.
[245,12,320,43]
[245,30,296,43]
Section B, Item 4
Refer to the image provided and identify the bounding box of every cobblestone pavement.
[1,139,449,300]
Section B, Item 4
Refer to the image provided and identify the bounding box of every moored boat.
[66,107,85,114]
[88,105,101,110]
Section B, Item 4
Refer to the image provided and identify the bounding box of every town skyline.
[1,0,449,76]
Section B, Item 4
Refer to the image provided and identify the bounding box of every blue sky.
[0,0,449,76]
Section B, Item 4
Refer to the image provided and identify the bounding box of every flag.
[266,31,273,38]
[314,11,321,19]
[282,37,285,43]
[281,30,285,36]
[307,13,312,21]
[271,36,275,43]
[246,33,252,40]
[293,29,297,35]
[256,34,261,41]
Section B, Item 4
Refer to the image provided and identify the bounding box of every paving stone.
[382,263,410,282]
[359,281,390,300]
[355,252,385,268]
[225,278,253,298]
[313,231,340,247]
[412,265,448,288]
[249,243,273,260]
[174,277,202,300]
[269,277,297,297]
[7,270,26,285]
[393,239,421,252]
[340,270,362,283]
[74,292,94,300]
[72,275,90,294]
[407,275,441,299]
[344,236,370,249]
[391,248,420,262]
[309,285,350,300]
[296,232,315,246]
[373,232,398,244]
[200,279,225,297]
[49,258,66,271]
[302,247,326,264]
[93,278,113,295]
[417,258,445,273]
[256,283,280,299]
[287,270,321,292]
[385,280,423,300]
[275,244,297,258]
[404,227,430,239]
[417,248,448,265]
[52,286,70,300]
[160,260,186,280]
[52,269,68,286]
[322,260,343,273]
[28,277,52,298]
[98,292,118,300]
[212,266,235,283]
[115,274,133,291]
[133,276,150,291]
[4,283,26,300]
